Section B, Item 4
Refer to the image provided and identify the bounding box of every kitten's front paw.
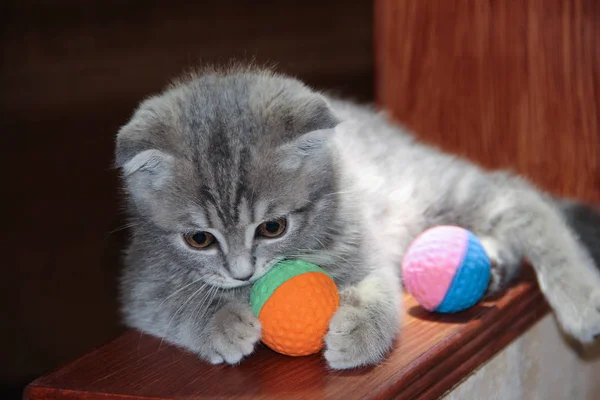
[205,302,261,365]
[480,237,521,296]
[324,303,395,370]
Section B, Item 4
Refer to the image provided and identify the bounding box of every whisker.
[310,235,327,251]
[187,283,219,330]
[322,189,361,198]
[158,282,208,350]
[109,223,139,235]
[285,250,360,270]
[155,277,205,311]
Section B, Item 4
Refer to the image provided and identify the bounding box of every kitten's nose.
[227,254,254,281]
[232,271,253,281]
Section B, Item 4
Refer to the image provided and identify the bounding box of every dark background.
[0,1,374,397]
[8,1,600,398]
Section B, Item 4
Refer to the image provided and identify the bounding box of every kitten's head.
[116,68,340,288]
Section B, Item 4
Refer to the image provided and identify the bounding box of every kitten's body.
[117,68,600,369]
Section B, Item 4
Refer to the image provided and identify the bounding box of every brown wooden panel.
[25,268,548,400]
[375,0,600,203]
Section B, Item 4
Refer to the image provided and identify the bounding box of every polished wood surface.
[375,0,600,203]
[25,269,548,400]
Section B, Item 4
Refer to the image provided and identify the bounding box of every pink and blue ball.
[402,226,491,313]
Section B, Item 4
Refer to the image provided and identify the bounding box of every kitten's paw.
[324,302,394,370]
[480,237,521,296]
[549,283,600,343]
[205,302,261,365]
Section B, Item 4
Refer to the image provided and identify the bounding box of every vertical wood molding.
[376,0,600,203]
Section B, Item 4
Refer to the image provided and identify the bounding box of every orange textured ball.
[250,260,339,356]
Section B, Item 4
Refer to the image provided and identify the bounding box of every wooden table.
[24,268,548,400]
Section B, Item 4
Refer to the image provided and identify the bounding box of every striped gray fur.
[116,66,600,369]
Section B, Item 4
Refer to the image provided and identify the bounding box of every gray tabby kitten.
[116,67,600,370]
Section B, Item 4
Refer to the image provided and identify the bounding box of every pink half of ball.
[402,226,468,311]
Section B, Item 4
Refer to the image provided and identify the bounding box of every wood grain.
[25,268,548,400]
[375,0,600,203]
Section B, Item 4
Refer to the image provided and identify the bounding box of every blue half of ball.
[434,231,491,313]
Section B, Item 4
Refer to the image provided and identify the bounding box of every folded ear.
[115,98,177,212]
[120,149,173,178]
[115,96,174,177]
[278,128,334,171]
[290,97,339,136]
[116,149,175,215]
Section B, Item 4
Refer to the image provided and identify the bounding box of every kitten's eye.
[184,231,216,249]
[257,218,287,239]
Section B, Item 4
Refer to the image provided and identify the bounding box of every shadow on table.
[406,303,497,323]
